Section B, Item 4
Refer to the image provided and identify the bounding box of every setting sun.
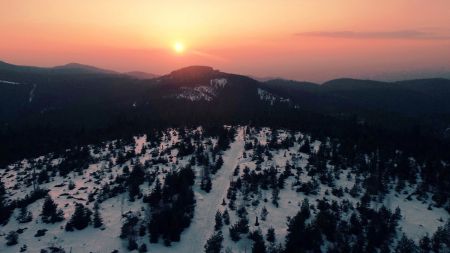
[173,42,185,54]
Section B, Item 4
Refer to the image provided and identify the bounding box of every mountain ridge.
[1,59,450,166]
[2,59,450,84]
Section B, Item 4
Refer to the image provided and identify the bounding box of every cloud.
[295,30,450,40]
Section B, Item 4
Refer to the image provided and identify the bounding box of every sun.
[173,42,185,54]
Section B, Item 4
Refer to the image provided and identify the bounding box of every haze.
[1,0,450,82]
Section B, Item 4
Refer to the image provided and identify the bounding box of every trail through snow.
[153,127,244,253]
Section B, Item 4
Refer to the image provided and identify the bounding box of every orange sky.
[1,0,450,82]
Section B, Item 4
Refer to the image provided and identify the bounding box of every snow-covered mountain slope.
[174,78,228,101]
[0,127,449,253]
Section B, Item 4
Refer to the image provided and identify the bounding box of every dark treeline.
[2,98,449,168]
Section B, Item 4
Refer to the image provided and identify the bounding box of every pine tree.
[148,212,160,243]
[17,206,32,223]
[299,139,310,154]
[393,206,402,222]
[128,164,145,200]
[41,195,56,219]
[0,181,5,197]
[285,208,322,253]
[41,195,64,223]
[214,211,223,231]
[237,216,249,234]
[5,231,18,246]
[0,202,13,226]
[146,167,196,246]
[66,203,92,231]
[349,213,362,235]
[149,178,162,208]
[266,227,275,243]
[229,224,241,241]
[68,180,76,190]
[251,230,266,253]
[233,166,240,176]
[419,234,431,253]
[396,234,418,253]
[37,169,50,184]
[223,209,230,225]
[201,177,212,193]
[93,202,103,228]
[213,155,224,174]
[315,207,337,242]
[431,221,450,252]
[128,237,138,251]
[138,243,148,253]
[121,214,139,239]
[300,199,311,219]
[261,206,268,221]
[237,206,248,218]
[271,188,279,207]
[204,231,223,253]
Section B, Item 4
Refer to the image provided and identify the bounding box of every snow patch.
[176,86,216,101]
[134,135,147,154]
[175,79,227,102]
[257,88,291,105]
[29,84,37,103]
[0,80,21,85]
[210,78,227,89]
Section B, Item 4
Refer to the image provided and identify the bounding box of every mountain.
[0,61,119,75]
[52,63,118,75]
[124,71,159,80]
[155,65,259,91]
[1,60,450,166]
[265,77,450,134]
[0,60,48,73]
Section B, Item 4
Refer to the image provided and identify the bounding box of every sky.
[1,0,450,82]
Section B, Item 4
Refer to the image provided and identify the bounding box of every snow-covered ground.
[0,127,448,252]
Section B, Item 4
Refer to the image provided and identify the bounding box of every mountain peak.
[169,66,218,78]
[157,66,224,87]
[52,63,117,74]
[0,60,14,69]
[57,62,90,68]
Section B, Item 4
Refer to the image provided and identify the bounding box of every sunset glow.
[1,0,450,81]
[173,42,185,54]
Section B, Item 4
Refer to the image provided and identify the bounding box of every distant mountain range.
[0,60,158,79]
[1,59,450,164]
[264,77,450,130]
